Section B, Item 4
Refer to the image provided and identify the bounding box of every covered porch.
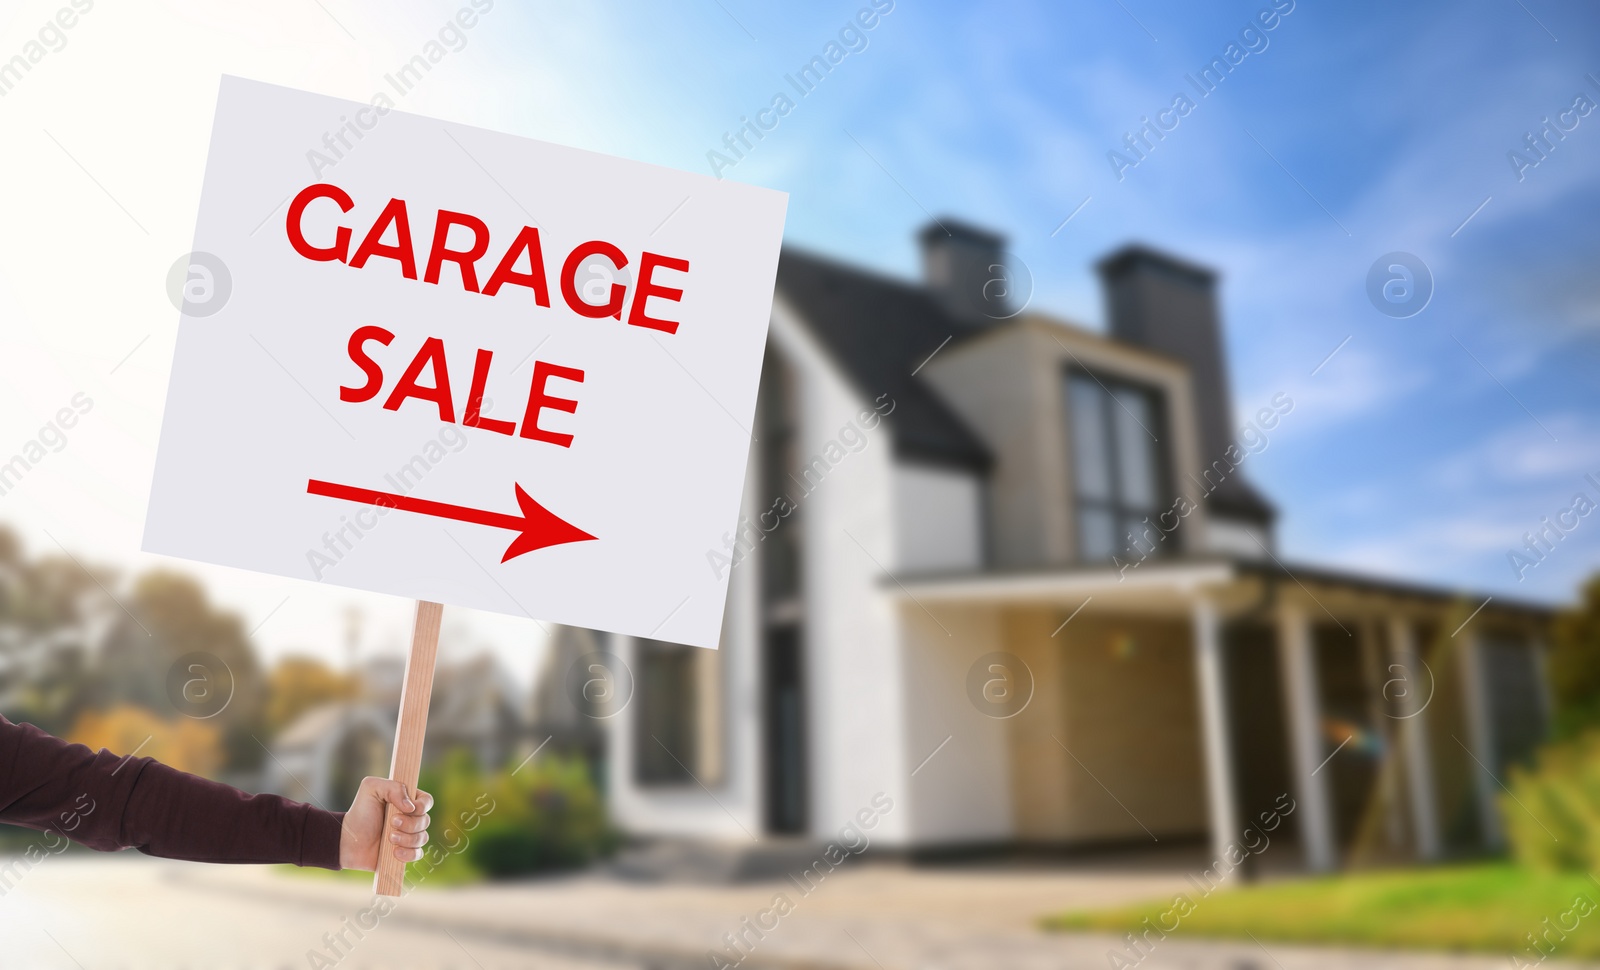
[893,557,1553,872]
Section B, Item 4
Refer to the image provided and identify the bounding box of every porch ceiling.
[886,555,1557,626]
[888,558,1234,615]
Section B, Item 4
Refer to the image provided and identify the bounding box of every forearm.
[0,715,344,868]
[122,759,346,867]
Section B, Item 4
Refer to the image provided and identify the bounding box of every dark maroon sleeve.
[0,715,345,868]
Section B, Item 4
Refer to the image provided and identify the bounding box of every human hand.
[338,776,433,871]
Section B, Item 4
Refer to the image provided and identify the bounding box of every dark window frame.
[1064,367,1172,562]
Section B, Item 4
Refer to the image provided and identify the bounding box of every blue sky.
[0,0,1596,673]
[466,0,1600,606]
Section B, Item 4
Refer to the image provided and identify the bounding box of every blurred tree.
[90,570,265,773]
[265,655,357,734]
[66,703,223,778]
[0,529,271,781]
[1549,573,1600,739]
[0,525,101,734]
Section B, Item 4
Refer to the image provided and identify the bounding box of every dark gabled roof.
[1206,474,1277,524]
[775,247,992,471]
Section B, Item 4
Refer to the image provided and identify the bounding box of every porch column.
[605,634,638,808]
[1458,630,1504,848]
[1532,635,1554,734]
[1359,620,1406,852]
[1389,616,1441,861]
[1190,596,1239,866]
[1277,602,1336,871]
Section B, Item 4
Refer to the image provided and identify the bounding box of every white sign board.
[144,76,787,649]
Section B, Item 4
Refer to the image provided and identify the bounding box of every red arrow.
[307,479,596,562]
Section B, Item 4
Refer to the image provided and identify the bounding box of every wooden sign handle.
[373,600,443,897]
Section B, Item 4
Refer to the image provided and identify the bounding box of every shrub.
[1505,729,1600,871]
[420,748,615,883]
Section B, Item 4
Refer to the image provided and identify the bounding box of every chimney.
[919,219,1012,325]
[1096,245,1237,470]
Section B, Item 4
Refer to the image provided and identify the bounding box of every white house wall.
[1204,516,1272,558]
[769,296,915,846]
[899,603,1015,845]
[604,440,764,840]
[893,462,984,573]
[605,298,916,846]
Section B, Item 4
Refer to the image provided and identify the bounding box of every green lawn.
[1045,864,1600,958]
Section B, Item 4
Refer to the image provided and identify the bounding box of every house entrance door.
[762,624,807,834]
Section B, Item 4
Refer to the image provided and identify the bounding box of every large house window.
[633,640,699,785]
[1066,371,1165,562]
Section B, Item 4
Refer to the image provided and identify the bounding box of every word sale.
[340,329,584,447]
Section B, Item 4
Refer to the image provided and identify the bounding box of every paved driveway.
[0,853,1581,970]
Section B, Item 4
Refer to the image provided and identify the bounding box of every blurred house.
[529,625,606,777]
[426,653,524,770]
[266,652,523,807]
[360,654,405,708]
[264,701,392,810]
[550,224,1553,873]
